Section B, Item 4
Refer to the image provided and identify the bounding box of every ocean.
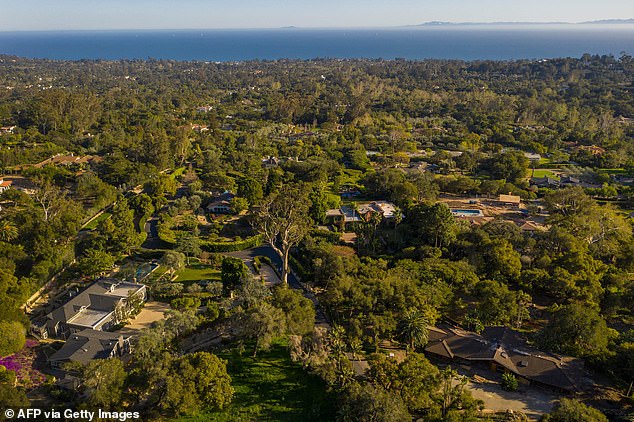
[0,26,633,61]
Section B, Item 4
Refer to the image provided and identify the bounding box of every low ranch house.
[425,324,587,393]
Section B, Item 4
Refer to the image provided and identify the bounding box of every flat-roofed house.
[524,152,542,161]
[33,279,146,340]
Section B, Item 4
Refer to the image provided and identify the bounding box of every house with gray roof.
[32,279,146,340]
[530,176,560,189]
[48,329,130,369]
[425,324,586,392]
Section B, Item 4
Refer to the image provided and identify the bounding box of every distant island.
[416,18,634,26]
[581,18,634,24]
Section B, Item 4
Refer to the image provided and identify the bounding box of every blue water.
[451,209,484,217]
[0,26,633,61]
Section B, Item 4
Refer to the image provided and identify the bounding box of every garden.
[0,339,47,389]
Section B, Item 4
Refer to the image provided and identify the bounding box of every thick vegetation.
[1,54,633,419]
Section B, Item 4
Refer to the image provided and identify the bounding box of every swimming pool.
[451,209,484,217]
[136,262,159,281]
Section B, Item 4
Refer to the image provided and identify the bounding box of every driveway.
[465,380,557,420]
[228,246,330,327]
[116,301,170,336]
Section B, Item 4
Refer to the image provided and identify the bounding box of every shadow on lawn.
[206,343,336,422]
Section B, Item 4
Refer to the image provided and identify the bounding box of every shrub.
[201,234,263,252]
[0,321,26,358]
[171,297,202,310]
[501,372,519,392]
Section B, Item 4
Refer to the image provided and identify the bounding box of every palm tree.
[0,221,18,242]
[398,308,430,351]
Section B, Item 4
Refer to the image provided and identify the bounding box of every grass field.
[175,264,221,283]
[169,166,187,179]
[177,342,335,422]
[598,168,628,175]
[531,169,560,179]
[82,212,112,230]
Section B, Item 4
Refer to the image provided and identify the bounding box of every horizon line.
[1,19,634,33]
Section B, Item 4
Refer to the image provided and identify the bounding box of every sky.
[1,0,633,31]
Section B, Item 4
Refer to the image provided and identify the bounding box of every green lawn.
[146,265,170,283]
[82,212,112,230]
[176,343,335,422]
[531,169,560,179]
[598,168,628,175]
[169,166,187,179]
[175,264,221,283]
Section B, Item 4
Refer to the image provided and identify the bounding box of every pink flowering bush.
[0,340,46,389]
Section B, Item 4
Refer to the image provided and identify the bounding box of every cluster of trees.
[289,185,633,397]
[63,310,233,418]
[1,54,633,417]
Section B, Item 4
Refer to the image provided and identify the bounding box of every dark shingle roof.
[46,280,143,326]
[49,329,123,366]
[443,333,496,360]
[425,324,584,392]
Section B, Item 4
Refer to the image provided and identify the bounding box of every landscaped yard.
[0,340,47,389]
[531,169,560,179]
[176,342,335,422]
[175,264,221,284]
[82,212,112,230]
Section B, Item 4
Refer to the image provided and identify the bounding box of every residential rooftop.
[48,329,126,367]
[425,324,587,392]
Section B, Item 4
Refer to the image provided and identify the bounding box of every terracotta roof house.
[424,324,586,392]
[32,279,146,340]
[0,178,12,193]
[520,221,548,233]
[48,329,130,369]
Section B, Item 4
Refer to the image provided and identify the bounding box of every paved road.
[228,246,330,327]
[141,217,165,249]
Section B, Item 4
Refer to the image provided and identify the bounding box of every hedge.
[289,254,311,281]
[310,229,341,243]
[201,234,263,252]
